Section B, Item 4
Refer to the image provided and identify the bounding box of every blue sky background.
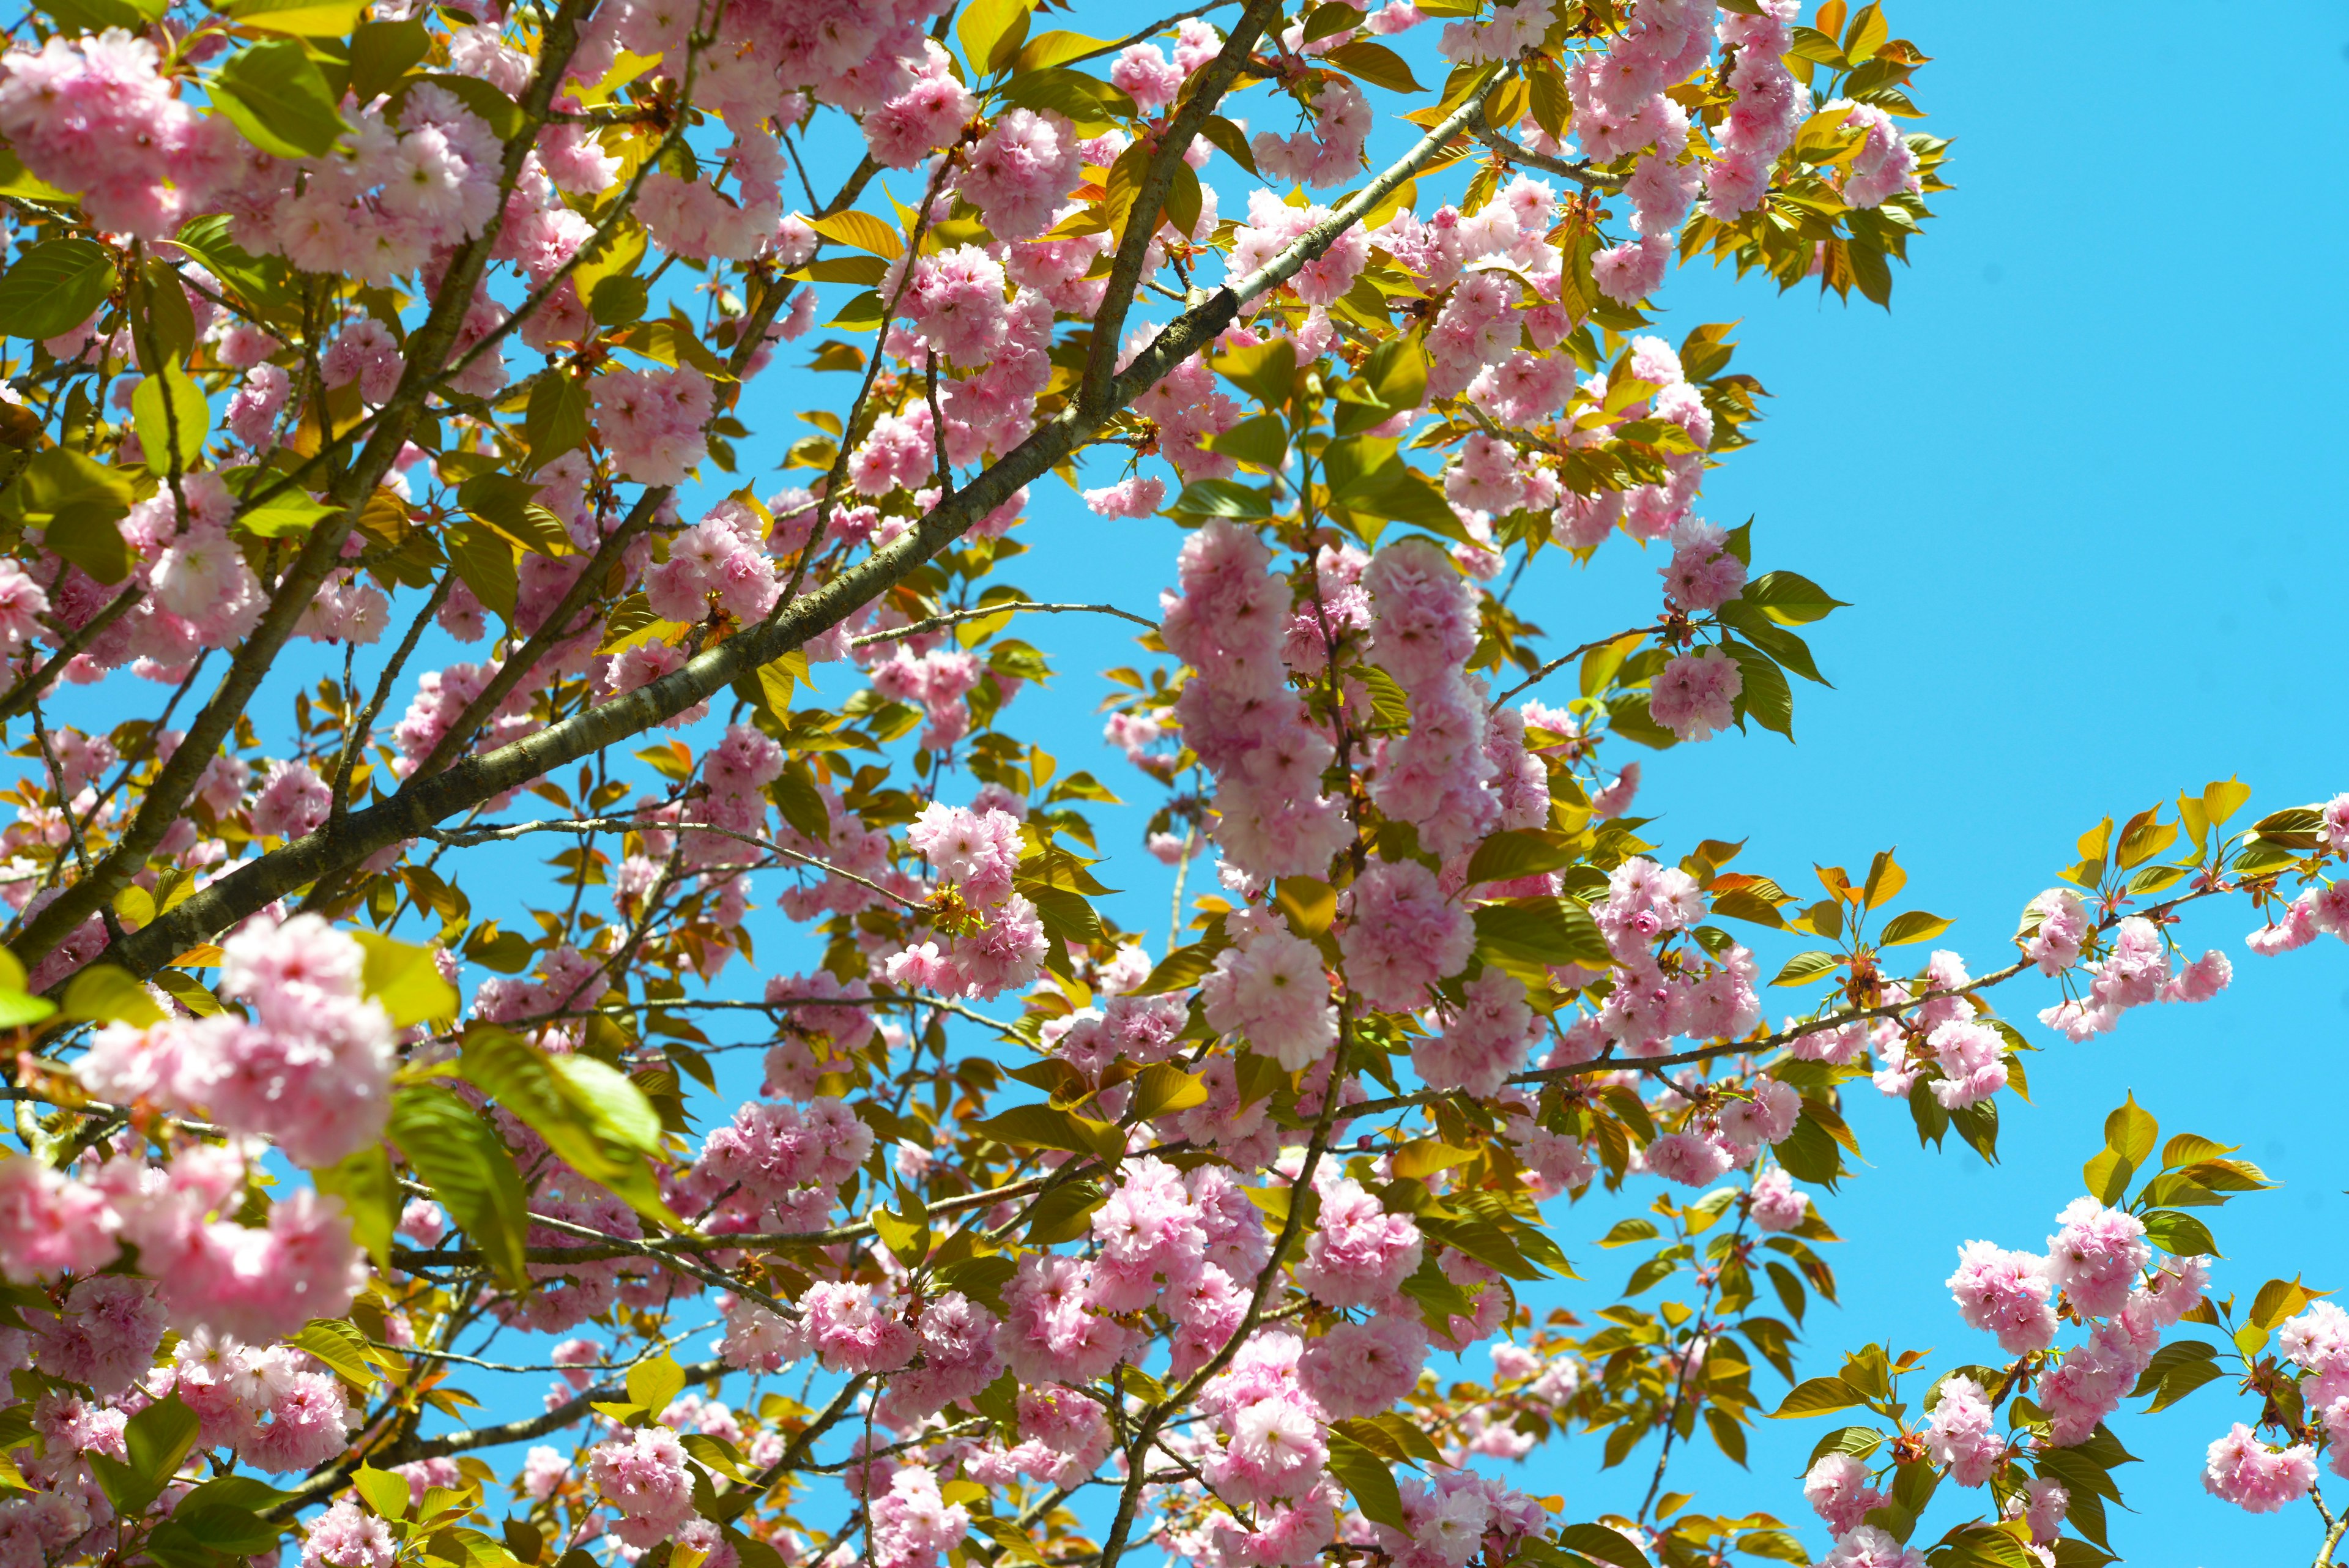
[26,1,2346,1560]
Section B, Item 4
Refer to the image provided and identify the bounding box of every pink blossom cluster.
[1647,645,1742,741]
[247,85,507,284]
[76,913,396,1168]
[640,130,792,262]
[588,1425,697,1547]
[0,29,236,238]
[1131,347,1242,488]
[1252,78,1372,188]
[1159,522,1350,881]
[169,1329,355,1472]
[1337,859,1474,1014]
[866,42,977,167]
[1416,968,1543,1098]
[2280,1300,2349,1482]
[956,108,1084,240]
[1552,335,1715,547]
[1704,1,1808,222]
[1370,1468,1548,1568]
[1362,538,1526,857]
[1658,519,1748,611]
[2039,915,2230,1041]
[1231,190,1368,309]
[1839,102,1921,209]
[680,1095,874,1228]
[1045,990,1189,1082]
[1945,1200,2206,1449]
[593,364,715,486]
[2201,1423,2317,1514]
[645,502,783,626]
[870,1465,969,1568]
[887,801,1049,1000]
[1200,920,1337,1071]
[0,1141,365,1342]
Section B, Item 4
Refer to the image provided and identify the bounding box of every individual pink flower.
[2044,1198,2150,1318]
[1802,1452,1883,1536]
[2202,1423,2317,1514]
[1946,1240,2057,1353]
[590,1426,698,1547]
[1294,1180,1421,1309]
[1200,926,1337,1072]
[1299,1313,1427,1418]
[1647,647,1740,741]
[1337,858,1473,1013]
[1923,1374,2006,1486]
[1746,1167,1809,1232]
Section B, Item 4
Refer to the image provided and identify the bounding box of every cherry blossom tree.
[0,0,2340,1566]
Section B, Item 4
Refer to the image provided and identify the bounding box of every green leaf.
[524,374,592,469]
[1463,830,1577,885]
[589,273,651,329]
[314,1143,399,1262]
[967,1104,1122,1164]
[131,358,210,474]
[1770,951,1844,987]
[1132,936,1230,996]
[211,40,347,158]
[445,524,519,626]
[0,239,117,341]
[90,1391,200,1513]
[458,1028,676,1226]
[1324,1433,1406,1529]
[808,210,907,261]
[1022,1179,1105,1244]
[1597,1217,1659,1249]
[171,1502,282,1555]
[0,988,56,1028]
[1724,639,1795,738]
[2250,1276,2326,1331]
[351,931,459,1027]
[2139,1209,2218,1258]
[1170,478,1273,519]
[1878,910,1953,946]
[628,1352,686,1417]
[239,489,340,538]
[223,0,365,34]
[1555,1522,1652,1568]
[62,964,165,1027]
[1770,1377,1865,1419]
[956,0,1030,73]
[388,1083,531,1288]
[2080,1146,2132,1206]
[934,1254,1015,1309]
[1738,571,1849,625]
[348,17,429,100]
[1022,883,1101,945]
[1319,39,1423,92]
[292,1318,379,1391]
[1472,896,1611,967]
[2103,1094,2158,1167]
[400,71,522,138]
[870,1200,931,1265]
[1208,413,1288,470]
[354,1465,410,1520]
[1127,1062,1209,1120]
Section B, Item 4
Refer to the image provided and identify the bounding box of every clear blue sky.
[70,2,2337,1558]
